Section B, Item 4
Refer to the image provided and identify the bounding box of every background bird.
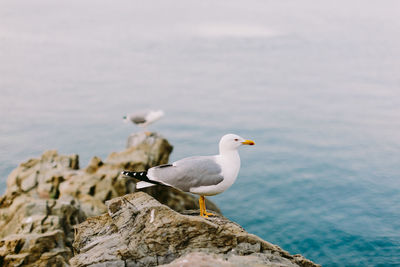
[122,133,255,217]
[123,110,164,133]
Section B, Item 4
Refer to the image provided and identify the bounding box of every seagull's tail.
[121,170,160,189]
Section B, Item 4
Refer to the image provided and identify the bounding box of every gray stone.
[0,132,182,266]
[0,132,318,267]
[70,192,319,267]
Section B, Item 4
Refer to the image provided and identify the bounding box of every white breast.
[190,151,241,196]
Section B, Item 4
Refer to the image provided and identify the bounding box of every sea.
[1,1,399,266]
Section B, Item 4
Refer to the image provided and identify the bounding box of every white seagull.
[123,110,164,132]
[122,133,255,217]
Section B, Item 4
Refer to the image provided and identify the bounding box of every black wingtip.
[121,170,162,185]
[121,170,147,178]
[121,171,132,177]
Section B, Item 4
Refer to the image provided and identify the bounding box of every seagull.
[122,133,255,217]
[123,110,164,133]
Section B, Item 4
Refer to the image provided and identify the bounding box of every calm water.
[1,1,400,266]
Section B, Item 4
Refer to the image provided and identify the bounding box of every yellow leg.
[199,196,215,217]
[199,196,204,217]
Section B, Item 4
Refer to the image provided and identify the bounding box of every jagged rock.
[160,252,302,267]
[110,132,173,170]
[71,192,319,267]
[0,195,85,266]
[0,132,222,266]
[0,132,317,266]
[2,150,79,204]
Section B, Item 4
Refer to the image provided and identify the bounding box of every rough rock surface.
[0,132,319,266]
[0,196,85,266]
[71,192,319,267]
[0,132,219,266]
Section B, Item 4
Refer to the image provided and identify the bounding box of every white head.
[219,133,255,154]
[122,115,130,123]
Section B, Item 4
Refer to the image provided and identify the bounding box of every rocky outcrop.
[0,196,85,266]
[71,192,319,267]
[0,133,218,266]
[0,132,319,266]
[0,150,85,266]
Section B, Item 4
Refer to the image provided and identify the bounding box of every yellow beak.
[242,139,255,145]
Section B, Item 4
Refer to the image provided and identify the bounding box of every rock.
[71,192,319,267]
[110,132,173,170]
[161,252,233,267]
[0,132,222,266]
[0,195,85,266]
[160,252,300,267]
[1,150,79,205]
[0,132,318,266]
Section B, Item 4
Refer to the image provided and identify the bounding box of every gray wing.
[128,112,148,124]
[131,116,146,124]
[147,156,223,192]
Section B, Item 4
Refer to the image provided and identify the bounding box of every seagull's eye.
[234,138,239,141]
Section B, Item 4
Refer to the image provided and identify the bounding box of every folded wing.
[148,156,224,192]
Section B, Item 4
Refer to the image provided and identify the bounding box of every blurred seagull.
[123,110,164,133]
[122,133,255,217]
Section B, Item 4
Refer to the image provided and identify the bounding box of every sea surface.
[1,1,400,266]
